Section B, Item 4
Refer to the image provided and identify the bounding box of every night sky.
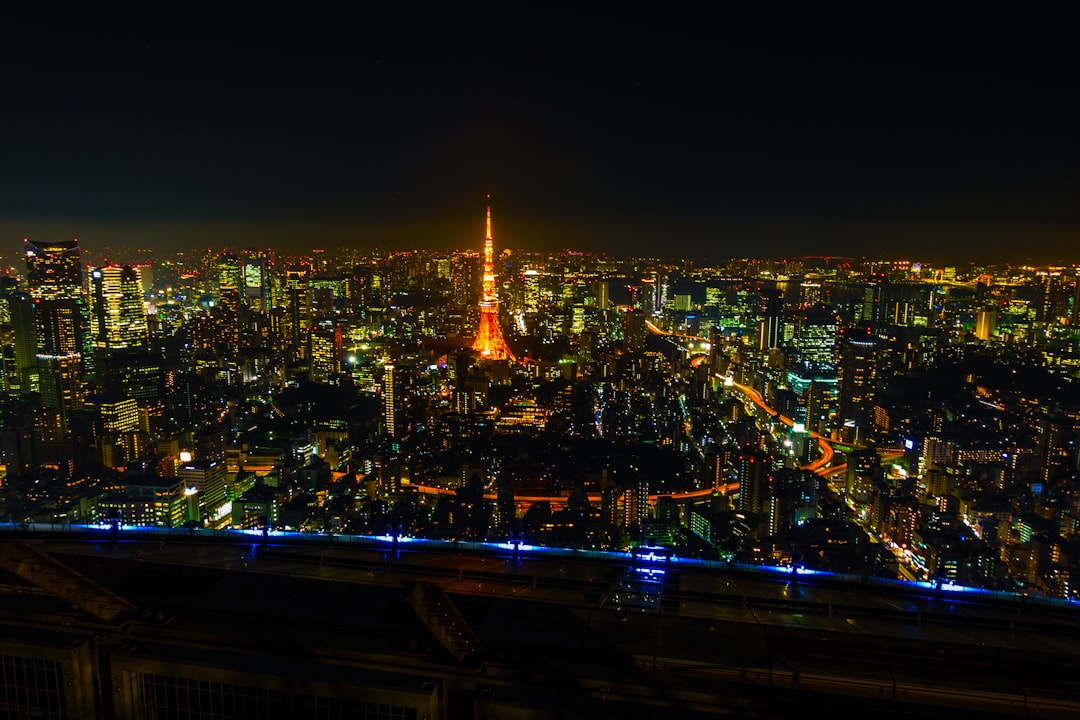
[2,8,1078,264]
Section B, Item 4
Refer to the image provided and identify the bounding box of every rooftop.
[2,526,1080,718]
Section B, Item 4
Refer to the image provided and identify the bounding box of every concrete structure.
[2,528,1080,719]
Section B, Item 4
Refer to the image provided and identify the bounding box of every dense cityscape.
[7,6,1080,717]
[2,204,1079,603]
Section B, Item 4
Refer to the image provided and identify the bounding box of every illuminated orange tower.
[472,197,515,361]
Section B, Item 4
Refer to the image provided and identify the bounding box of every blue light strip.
[5,523,1073,608]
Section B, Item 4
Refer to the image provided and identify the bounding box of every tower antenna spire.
[472,194,515,361]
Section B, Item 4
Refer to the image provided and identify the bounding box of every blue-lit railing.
[4,522,1076,611]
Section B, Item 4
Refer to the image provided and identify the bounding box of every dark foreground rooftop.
[2,530,1080,719]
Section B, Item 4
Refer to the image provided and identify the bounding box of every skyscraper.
[471,198,515,361]
[838,332,878,444]
[37,352,84,431]
[769,468,818,535]
[523,269,541,315]
[383,362,404,440]
[1039,273,1063,323]
[756,286,784,351]
[88,265,160,431]
[24,238,82,301]
[4,293,38,394]
[242,250,271,311]
[975,307,997,341]
[284,264,312,359]
[218,251,242,291]
[792,306,838,364]
[89,265,149,352]
[215,252,242,348]
[24,238,91,412]
[310,323,342,382]
[736,448,770,517]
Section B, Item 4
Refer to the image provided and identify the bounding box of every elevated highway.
[728,380,836,472]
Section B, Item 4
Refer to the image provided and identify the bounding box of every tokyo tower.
[472,197,515,361]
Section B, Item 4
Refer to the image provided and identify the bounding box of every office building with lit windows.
[838,332,879,444]
[284,264,312,359]
[791,306,838,364]
[383,362,407,441]
[786,360,838,432]
[310,324,343,382]
[23,238,92,400]
[37,353,85,431]
[99,395,140,435]
[975,307,997,340]
[242,250,272,310]
[4,294,39,394]
[24,238,83,301]
[89,265,149,352]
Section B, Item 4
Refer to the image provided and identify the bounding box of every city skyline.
[5,10,1080,715]
[3,8,1079,264]
[7,218,1080,269]
[3,137,1080,717]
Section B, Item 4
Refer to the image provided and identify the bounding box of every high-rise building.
[383,363,404,440]
[838,332,878,444]
[769,468,818,535]
[756,286,784,351]
[786,361,838,433]
[593,279,610,310]
[100,351,163,404]
[792,306,838,364]
[284,264,312,359]
[24,238,82,301]
[349,263,375,309]
[242,250,271,311]
[86,265,158,431]
[310,324,343,382]
[523,269,541,315]
[736,448,770,517]
[89,265,148,352]
[179,459,229,524]
[975,307,997,341]
[623,475,649,531]
[218,251,241,291]
[858,280,886,330]
[654,273,670,314]
[0,277,19,327]
[24,237,92,381]
[37,353,84,430]
[5,294,38,394]
[472,199,515,361]
[99,394,140,434]
[215,252,242,348]
[1039,273,1063,323]
[35,299,86,357]
[193,423,228,466]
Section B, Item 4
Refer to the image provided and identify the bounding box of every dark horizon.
[3,8,1078,265]
[5,216,1080,268]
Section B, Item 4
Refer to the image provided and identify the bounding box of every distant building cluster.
[2,226,1080,599]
